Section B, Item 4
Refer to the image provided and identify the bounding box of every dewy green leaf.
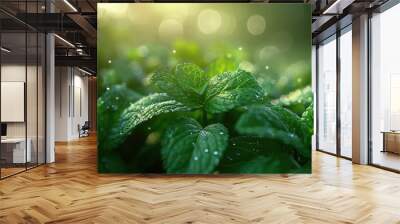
[161,118,228,174]
[150,63,209,108]
[205,69,264,113]
[109,93,191,148]
[218,136,298,173]
[301,102,314,131]
[97,85,142,151]
[235,105,311,158]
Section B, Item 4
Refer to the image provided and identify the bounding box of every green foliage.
[205,70,264,113]
[151,63,264,114]
[98,6,312,174]
[219,137,299,173]
[98,62,312,174]
[109,93,191,149]
[98,59,146,96]
[151,63,208,108]
[161,117,228,174]
[97,85,142,151]
[275,86,313,115]
[235,105,311,158]
[302,102,314,131]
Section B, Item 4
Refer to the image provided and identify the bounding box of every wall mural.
[97,3,312,174]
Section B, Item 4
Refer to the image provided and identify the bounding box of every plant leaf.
[109,93,191,149]
[161,118,228,174]
[205,69,264,113]
[150,63,208,108]
[301,102,314,131]
[97,85,142,151]
[235,105,311,158]
[218,136,298,173]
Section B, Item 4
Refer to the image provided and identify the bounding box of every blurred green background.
[98,3,311,98]
[97,3,312,173]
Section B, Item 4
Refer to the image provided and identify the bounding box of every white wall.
[1,65,37,138]
[55,67,89,141]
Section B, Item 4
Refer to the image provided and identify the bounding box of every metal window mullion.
[367,11,373,165]
[316,44,320,151]
[336,29,341,157]
[36,0,39,167]
[25,0,28,171]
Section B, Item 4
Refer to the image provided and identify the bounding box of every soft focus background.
[97,3,312,173]
[98,3,310,98]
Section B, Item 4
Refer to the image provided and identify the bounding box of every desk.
[1,138,31,163]
[382,131,400,154]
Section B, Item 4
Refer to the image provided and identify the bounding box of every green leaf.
[301,102,314,131]
[218,136,298,173]
[205,70,264,113]
[235,105,311,158]
[161,118,228,174]
[97,85,142,151]
[109,93,191,149]
[151,63,209,108]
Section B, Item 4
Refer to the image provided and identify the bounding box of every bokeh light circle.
[197,9,222,34]
[247,15,266,35]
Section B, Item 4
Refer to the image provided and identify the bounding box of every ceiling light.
[63,0,78,12]
[78,67,93,76]
[54,34,75,48]
[1,47,11,53]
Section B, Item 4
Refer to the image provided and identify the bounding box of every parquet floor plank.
[1,135,400,223]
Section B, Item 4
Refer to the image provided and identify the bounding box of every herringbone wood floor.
[1,135,400,224]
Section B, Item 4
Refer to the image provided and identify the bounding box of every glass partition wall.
[339,27,352,159]
[0,3,46,179]
[316,26,352,159]
[370,3,400,171]
[317,35,337,155]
